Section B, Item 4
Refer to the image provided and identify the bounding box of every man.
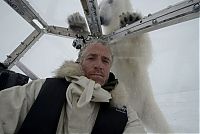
[0,39,146,134]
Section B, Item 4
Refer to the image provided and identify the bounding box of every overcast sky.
[0,0,199,132]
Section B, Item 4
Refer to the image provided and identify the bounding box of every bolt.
[152,19,158,24]
[127,30,131,34]
[193,3,200,11]
[7,55,12,58]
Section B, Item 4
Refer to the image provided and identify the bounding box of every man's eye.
[103,60,110,64]
[87,57,94,60]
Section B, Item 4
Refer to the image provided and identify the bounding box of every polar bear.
[99,0,171,132]
[67,0,171,132]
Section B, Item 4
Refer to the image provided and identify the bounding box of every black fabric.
[0,65,29,91]
[0,63,7,70]
[17,78,70,134]
[91,103,128,134]
[102,72,118,92]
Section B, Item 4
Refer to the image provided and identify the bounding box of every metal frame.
[4,0,48,31]
[80,0,102,37]
[101,0,200,42]
[46,25,89,39]
[4,30,44,70]
[15,61,39,80]
[2,0,200,79]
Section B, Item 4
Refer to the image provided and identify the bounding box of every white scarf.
[66,76,112,108]
[65,76,112,133]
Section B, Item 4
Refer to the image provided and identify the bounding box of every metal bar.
[21,0,48,27]
[4,0,48,31]
[46,25,90,39]
[3,30,44,69]
[80,0,102,37]
[101,0,200,42]
[15,61,39,80]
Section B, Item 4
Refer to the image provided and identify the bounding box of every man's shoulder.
[44,77,70,84]
[39,78,71,91]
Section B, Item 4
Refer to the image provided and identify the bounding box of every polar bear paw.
[67,12,88,32]
[119,12,141,28]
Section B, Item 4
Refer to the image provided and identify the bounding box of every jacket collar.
[54,61,128,108]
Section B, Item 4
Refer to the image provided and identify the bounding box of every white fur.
[99,0,133,33]
[99,0,171,133]
[110,81,128,108]
[54,61,83,78]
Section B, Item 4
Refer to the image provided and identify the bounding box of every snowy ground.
[154,89,199,133]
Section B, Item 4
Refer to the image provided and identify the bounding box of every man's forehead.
[86,53,110,59]
[86,44,111,55]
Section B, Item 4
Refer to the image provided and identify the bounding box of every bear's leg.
[67,12,88,32]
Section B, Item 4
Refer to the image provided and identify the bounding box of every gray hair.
[76,38,113,63]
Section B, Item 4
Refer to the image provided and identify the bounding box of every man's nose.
[94,60,103,69]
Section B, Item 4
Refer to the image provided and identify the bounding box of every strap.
[18,78,70,134]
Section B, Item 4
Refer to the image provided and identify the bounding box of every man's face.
[81,43,112,86]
